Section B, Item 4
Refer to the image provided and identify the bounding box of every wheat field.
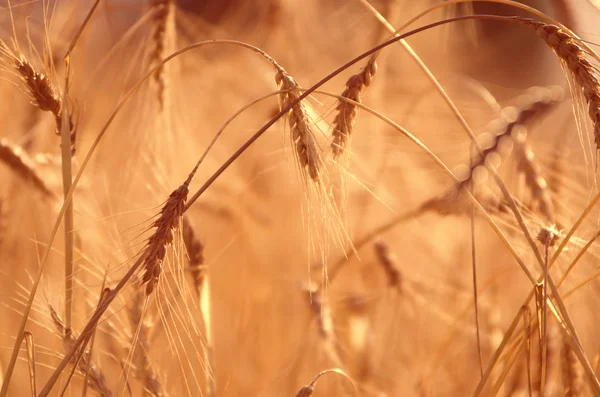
[0,0,599,396]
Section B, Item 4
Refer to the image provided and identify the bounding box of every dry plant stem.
[557,230,600,288]
[61,57,74,332]
[82,285,110,397]
[522,308,534,397]
[49,306,112,397]
[24,332,36,396]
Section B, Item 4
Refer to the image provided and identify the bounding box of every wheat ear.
[182,217,214,397]
[518,19,600,150]
[0,41,74,150]
[149,0,175,111]
[141,182,189,296]
[331,58,377,159]
[276,71,322,183]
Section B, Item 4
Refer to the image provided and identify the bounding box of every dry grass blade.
[518,18,600,150]
[48,305,113,397]
[0,138,54,198]
[331,58,377,159]
[141,182,189,296]
[276,71,322,183]
[24,332,36,396]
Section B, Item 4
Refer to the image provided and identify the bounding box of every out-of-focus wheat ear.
[372,241,402,293]
[149,0,176,111]
[518,19,600,150]
[302,282,341,366]
[141,181,189,296]
[275,70,322,183]
[330,58,377,160]
[513,137,555,224]
[182,216,214,396]
[562,336,585,397]
[345,295,373,384]
[0,138,54,198]
[48,305,113,397]
[183,216,205,296]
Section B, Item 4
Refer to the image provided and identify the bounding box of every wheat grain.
[331,58,377,159]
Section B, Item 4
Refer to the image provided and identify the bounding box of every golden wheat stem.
[23,332,36,396]
[61,57,74,332]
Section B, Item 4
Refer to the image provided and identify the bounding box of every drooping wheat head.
[331,58,377,159]
[276,70,322,183]
[0,41,73,135]
[518,19,600,150]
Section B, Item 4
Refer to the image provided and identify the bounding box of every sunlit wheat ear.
[0,138,54,198]
[0,41,73,142]
[275,70,322,183]
[331,58,377,160]
[518,19,600,150]
[372,241,402,293]
[149,0,176,111]
[48,305,113,397]
[141,181,189,296]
